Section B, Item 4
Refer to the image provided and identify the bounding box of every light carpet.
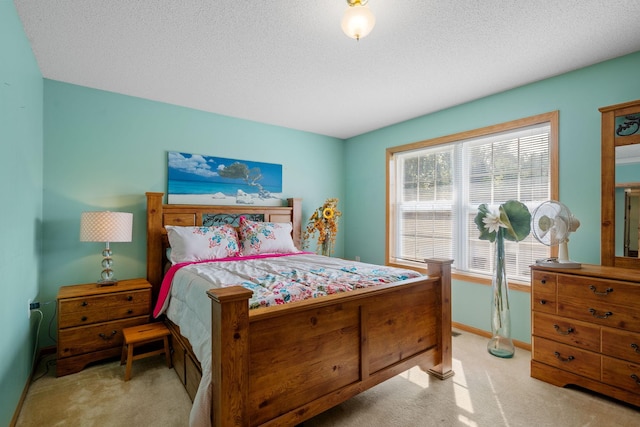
[16,330,639,426]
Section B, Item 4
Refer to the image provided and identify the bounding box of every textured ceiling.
[14,0,640,139]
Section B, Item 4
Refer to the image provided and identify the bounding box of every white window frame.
[386,112,559,286]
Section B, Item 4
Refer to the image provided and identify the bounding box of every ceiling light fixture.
[341,0,376,41]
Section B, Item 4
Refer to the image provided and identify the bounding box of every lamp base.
[97,279,118,287]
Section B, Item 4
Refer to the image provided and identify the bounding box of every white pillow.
[165,224,240,263]
[238,217,299,256]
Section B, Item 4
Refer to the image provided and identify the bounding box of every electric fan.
[531,200,581,268]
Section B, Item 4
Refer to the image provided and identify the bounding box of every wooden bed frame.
[146,192,453,427]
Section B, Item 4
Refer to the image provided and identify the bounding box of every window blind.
[391,122,551,282]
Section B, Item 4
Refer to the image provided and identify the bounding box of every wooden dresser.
[57,278,151,376]
[530,264,640,406]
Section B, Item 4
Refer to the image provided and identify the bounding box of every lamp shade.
[342,3,376,40]
[80,211,133,242]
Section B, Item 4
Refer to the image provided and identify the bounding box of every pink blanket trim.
[152,252,313,318]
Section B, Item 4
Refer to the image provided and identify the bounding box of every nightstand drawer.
[59,289,150,312]
[110,303,150,320]
[58,316,149,358]
[58,308,111,328]
[532,336,601,381]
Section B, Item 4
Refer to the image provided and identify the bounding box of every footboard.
[207,259,453,427]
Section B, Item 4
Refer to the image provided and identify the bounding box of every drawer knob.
[99,330,118,340]
[553,324,574,335]
[127,296,133,301]
[589,308,613,319]
[632,374,640,386]
[632,343,640,354]
[81,316,88,322]
[540,279,546,284]
[127,309,133,314]
[554,351,574,362]
[539,299,547,305]
[81,301,88,307]
[589,285,613,296]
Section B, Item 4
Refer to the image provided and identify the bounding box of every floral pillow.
[165,224,240,263]
[238,217,299,256]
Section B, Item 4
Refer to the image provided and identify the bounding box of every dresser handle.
[127,309,133,314]
[540,279,546,285]
[99,330,118,340]
[127,296,133,301]
[554,351,574,362]
[589,308,613,319]
[539,299,547,305]
[589,285,613,296]
[81,316,88,322]
[632,343,640,354]
[81,301,88,307]
[553,324,574,335]
[631,374,640,386]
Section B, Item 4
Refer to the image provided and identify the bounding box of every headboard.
[146,192,302,303]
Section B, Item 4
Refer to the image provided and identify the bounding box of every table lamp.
[80,211,133,286]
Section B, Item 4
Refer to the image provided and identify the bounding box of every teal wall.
[40,80,346,349]
[0,1,44,425]
[343,51,640,343]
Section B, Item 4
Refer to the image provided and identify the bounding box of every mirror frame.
[600,99,640,268]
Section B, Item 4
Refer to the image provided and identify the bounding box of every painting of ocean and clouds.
[167,152,283,205]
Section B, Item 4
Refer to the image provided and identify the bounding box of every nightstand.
[56,278,152,377]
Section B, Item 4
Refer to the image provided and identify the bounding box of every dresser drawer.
[532,312,600,352]
[602,356,640,394]
[58,316,149,358]
[602,328,640,364]
[558,275,640,306]
[531,288,557,314]
[558,297,640,331]
[532,336,601,381]
[532,271,557,294]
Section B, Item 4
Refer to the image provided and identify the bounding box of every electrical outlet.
[355,256,360,262]
[28,300,40,318]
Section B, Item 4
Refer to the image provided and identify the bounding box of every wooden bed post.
[425,258,454,380]
[287,197,302,249]
[146,192,164,301]
[207,286,254,427]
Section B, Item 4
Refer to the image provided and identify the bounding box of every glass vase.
[487,228,515,358]
[321,230,332,257]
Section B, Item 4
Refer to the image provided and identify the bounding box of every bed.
[145,192,453,427]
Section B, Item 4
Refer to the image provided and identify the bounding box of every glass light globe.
[341,5,376,40]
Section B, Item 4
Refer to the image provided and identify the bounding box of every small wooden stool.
[120,322,172,381]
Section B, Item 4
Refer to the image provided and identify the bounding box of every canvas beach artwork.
[167,152,284,205]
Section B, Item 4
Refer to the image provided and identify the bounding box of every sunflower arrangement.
[303,198,342,256]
